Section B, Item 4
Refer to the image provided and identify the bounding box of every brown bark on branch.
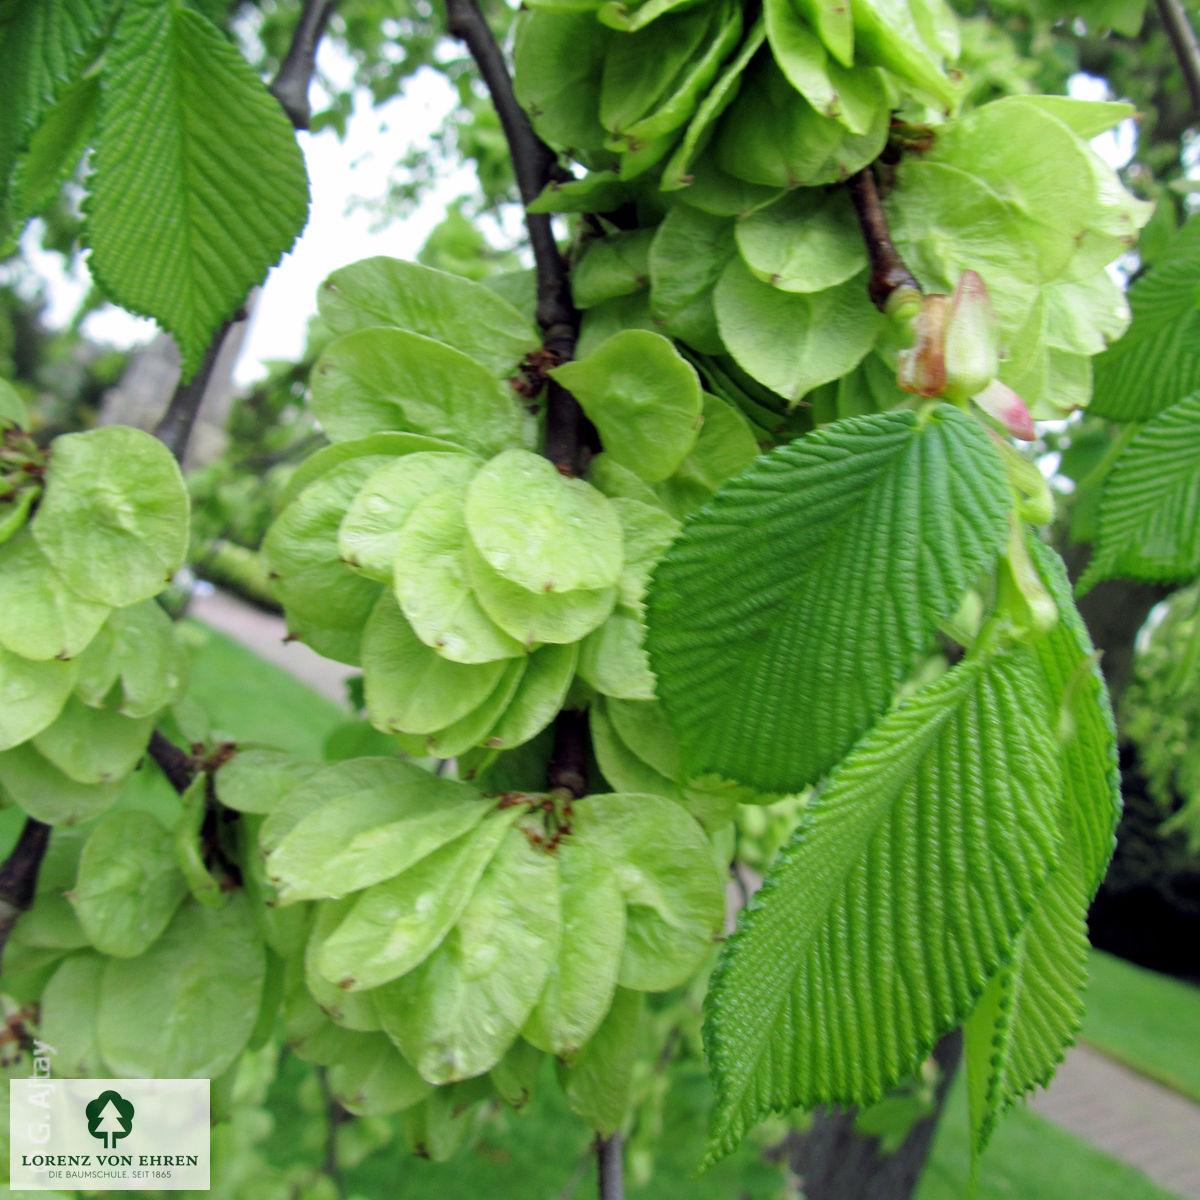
[148,729,199,795]
[443,0,593,477]
[848,168,921,313]
[596,1132,624,1200]
[1156,0,1200,117]
[154,1,339,462]
[0,818,50,971]
[270,0,339,131]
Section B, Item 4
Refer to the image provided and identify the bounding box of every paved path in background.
[190,586,1200,1199]
[1032,1044,1200,1198]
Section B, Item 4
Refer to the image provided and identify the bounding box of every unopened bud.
[942,271,999,401]
[974,379,1035,441]
[897,294,948,398]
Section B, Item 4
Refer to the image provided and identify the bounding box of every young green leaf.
[1080,392,1200,590]
[524,839,626,1057]
[703,650,1063,1164]
[316,808,518,992]
[0,529,110,661]
[483,642,579,750]
[647,204,734,354]
[98,893,266,1078]
[465,449,624,593]
[550,330,704,481]
[735,187,866,294]
[32,696,154,785]
[40,953,106,1076]
[261,456,390,665]
[425,657,527,759]
[69,810,187,958]
[392,488,526,664]
[72,599,187,718]
[578,610,656,701]
[213,747,325,815]
[648,406,1010,792]
[264,757,494,902]
[764,0,885,134]
[464,538,616,648]
[376,826,561,1085]
[312,328,534,456]
[573,792,724,990]
[318,257,540,378]
[327,1032,431,1116]
[0,647,77,752]
[0,741,119,824]
[85,0,308,375]
[32,426,189,608]
[652,393,761,518]
[560,988,644,1136]
[337,451,480,583]
[714,259,882,402]
[361,593,510,735]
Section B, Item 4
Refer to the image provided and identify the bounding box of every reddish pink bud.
[973,379,1036,441]
[897,294,949,398]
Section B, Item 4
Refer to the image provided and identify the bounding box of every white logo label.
[10,1079,210,1191]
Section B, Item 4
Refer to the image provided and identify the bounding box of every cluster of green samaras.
[0,385,189,825]
[263,257,759,790]
[518,0,1150,419]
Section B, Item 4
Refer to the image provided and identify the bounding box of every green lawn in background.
[182,618,348,755]
[917,1077,1180,1200]
[1082,951,1200,1104]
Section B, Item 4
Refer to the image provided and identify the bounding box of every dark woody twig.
[0,818,50,971]
[596,1132,624,1200]
[1156,0,1200,116]
[270,0,339,130]
[148,729,199,794]
[847,168,922,314]
[442,0,593,478]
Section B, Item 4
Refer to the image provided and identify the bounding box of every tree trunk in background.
[98,290,257,469]
[782,1032,962,1200]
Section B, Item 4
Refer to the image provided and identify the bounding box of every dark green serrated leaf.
[963,841,1090,1165]
[10,73,100,223]
[85,0,308,375]
[1081,392,1200,589]
[0,0,110,237]
[1027,537,1120,894]
[703,650,1063,1164]
[648,407,1010,792]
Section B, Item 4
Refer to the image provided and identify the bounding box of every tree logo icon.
[85,1090,135,1149]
